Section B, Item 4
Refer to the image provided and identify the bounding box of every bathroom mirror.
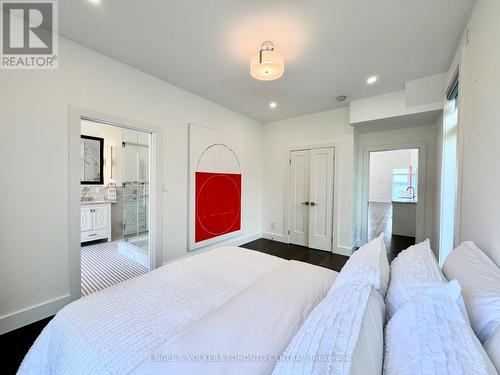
[80,135,104,185]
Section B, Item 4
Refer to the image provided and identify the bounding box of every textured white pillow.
[484,325,500,374]
[273,283,384,375]
[443,241,500,343]
[384,281,497,375]
[385,239,445,319]
[334,234,390,296]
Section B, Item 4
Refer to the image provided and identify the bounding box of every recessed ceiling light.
[366,76,378,85]
[88,0,101,5]
[269,102,277,109]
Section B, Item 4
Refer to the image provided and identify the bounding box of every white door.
[309,147,334,251]
[93,205,110,230]
[81,207,93,232]
[289,150,310,246]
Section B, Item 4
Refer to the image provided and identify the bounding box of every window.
[392,167,418,201]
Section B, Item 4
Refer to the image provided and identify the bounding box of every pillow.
[273,283,385,375]
[484,325,500,374]
[443,241,500,343]
[333,234,389,296]
[384,281,497,375]
[385,239,445,319]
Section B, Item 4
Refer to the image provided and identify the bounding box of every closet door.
[308,147,334,251]
[289,150,310,246]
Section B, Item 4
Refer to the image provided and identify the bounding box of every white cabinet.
[392,201,417,237]
[81,203,111,243]
[80,207,93,232]
[93,205,110,230]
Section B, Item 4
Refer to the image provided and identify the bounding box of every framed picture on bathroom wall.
[80,135,104,185]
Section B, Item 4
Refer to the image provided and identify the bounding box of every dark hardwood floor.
[368,202,415,262]
[2,239,348,374]
[0,315,53,374]
[240,238,349,272]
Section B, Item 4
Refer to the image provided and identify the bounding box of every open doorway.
[80,119,151,296]
[367,148,419,259]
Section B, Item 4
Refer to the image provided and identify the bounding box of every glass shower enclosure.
[117,128,150,269]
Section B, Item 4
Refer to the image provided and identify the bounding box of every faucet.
[406,186,416,199]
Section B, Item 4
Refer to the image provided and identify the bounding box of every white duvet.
[18,247,286,375]
[133,261,336,374]
[18,247,337,375]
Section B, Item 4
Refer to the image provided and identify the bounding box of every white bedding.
[133,261,337,374]
[385,240,445,319]
[384,281,497,375]
[273,283,384,375]
[484,325,500,373]
[18,247,287,375]
[333,235,389,297]
[442,241,500,343]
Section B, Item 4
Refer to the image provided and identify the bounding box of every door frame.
[360,142,427,245]
[69,106,163,303]
[286,142,339,253]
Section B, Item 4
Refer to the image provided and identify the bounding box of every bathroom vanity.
[80,201,112,243]
[391,198,417,237]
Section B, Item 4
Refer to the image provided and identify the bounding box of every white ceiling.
[59,0,475,122]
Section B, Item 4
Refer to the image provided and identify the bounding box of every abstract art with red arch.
[195,172,241,243]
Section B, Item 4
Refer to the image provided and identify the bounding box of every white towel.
[107,187,117,202]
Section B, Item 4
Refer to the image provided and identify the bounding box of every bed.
[18,247,338,375]
[22,237,498,374]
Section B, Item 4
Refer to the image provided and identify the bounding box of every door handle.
[310,202,317,207]
[301,201,310,206]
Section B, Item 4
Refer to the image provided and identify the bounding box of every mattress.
[18,246,338,375]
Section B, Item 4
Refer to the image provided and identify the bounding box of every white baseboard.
[262,232,354,257]
[218,231,262,247]
[334,245,354,256]
[0,294,71,335]
[261,232,288,243]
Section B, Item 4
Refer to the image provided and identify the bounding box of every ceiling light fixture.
[269,102,277,109]
[88,0,101,4]
[366,76,378,85]
[250,41,284,81]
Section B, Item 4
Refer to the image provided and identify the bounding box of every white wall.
[0,37,264,333]
[355,124,438,250]
[454,0,500,266]
[369,149,418,203]
[261,107,356,254]
[350,73,445,126]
